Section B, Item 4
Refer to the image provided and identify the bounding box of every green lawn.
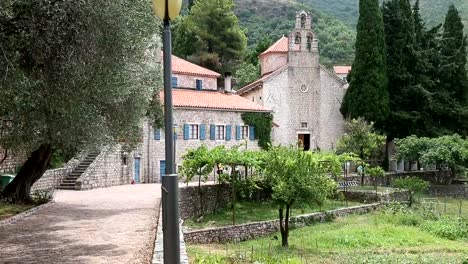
[184,199,362,229]
[188,197,468,263]
[0,201,33,220]
[348,185,397,193]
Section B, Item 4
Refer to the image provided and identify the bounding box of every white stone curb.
[0,201,54,227]
[152,208,189,264]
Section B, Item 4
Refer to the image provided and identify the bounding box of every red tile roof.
[162,52,221,78]
[333,66,352,75]
[259,36,288,57]
[160,89,271,112]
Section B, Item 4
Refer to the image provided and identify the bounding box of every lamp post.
[152,1,182,263]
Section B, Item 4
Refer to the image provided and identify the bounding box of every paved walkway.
[0,184,161,264]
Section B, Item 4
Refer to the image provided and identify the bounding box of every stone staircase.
[57,152,99,190]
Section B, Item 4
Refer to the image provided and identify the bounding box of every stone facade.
[172,73,217,91]
[76,145,134,190]
[237,11,347,150]
[184,203,381,244]
[142,108,261,183]
[0,148,24,174]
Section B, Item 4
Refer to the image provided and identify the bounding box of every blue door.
[159,160,166,183]
[134,157,141,183]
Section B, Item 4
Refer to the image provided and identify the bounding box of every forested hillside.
[232,0,356,66]
[298,0,467,32]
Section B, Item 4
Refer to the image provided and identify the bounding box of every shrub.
[31,189,54,205]
[392,177,429,207]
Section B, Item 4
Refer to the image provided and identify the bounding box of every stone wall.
[172,73,218,91]
[429,184,468,198]
[184,203,380,244]
[31,159,81,192]
[76,145,133,190]
[344,170,439,186]
[0,148,25,174]
[179,184,231,220]
[341,190,410,204]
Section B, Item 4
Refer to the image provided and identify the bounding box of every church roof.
[333,66,352,75]
[160,89,271,112]
[259,36,288,57]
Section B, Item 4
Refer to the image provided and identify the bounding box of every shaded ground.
[0,184,161,264]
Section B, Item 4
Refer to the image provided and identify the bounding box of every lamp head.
[152,0,182,21]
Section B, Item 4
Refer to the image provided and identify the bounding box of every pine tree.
[340,0,389,125]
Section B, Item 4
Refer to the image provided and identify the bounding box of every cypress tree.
[440,5,468,104]
[340,0,389,125]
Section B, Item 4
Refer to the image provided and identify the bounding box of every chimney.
[224,72,232,93]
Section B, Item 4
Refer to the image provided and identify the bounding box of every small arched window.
[295,33,301,44]
[301,14,306,28]
[306,35,313,51]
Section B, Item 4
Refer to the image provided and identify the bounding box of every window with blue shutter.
[196,79,203,90]
[210,124,216,140]
[200,124,206,140]
[171,77,178,88]
[235,125,241,140]
[249,126,255,140]
[183,124,189,140]
[226,125,232,141]
[154,129,161,140]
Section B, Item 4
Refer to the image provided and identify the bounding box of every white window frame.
[241,125,249,139]
[216,125,225,140]
[189,124,199,140]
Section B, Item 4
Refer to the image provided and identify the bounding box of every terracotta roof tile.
[333,66,352,75]
[162,52,221,78]
[160,89,270,112]
[259,36,288,57]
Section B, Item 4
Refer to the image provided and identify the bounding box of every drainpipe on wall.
[147,121,151,183]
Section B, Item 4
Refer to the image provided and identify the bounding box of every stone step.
[62,179,77,184]
[60,182,76,186]
[69,172,83,177]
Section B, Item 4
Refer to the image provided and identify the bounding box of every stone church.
[237,11,347,150]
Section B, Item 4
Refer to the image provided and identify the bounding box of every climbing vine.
[241,112,273,150]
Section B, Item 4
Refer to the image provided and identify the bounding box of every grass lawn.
[184,199,362,229]
[0,201,33,221]
[348,185,397,193]
[188,197,468,263]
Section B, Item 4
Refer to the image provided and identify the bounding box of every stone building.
[333,66,352,82]
[139,54,270,183]
[236,11,348,150]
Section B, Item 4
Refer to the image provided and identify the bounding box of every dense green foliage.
[336,118,386,160]
[0,0,160,202]
[392,177,430,206]
[241,112,273,150]
[395,135,468,184]
[174,0,247,72]
[340,0,389,125]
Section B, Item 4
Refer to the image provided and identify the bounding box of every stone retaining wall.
[184,203,381,244]
[31,159,81,192]
[76,145,132,190]
[429,185,468,198]
[179,184,231,220]
[341,190,410,204]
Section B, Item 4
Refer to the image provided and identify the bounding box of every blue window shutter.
[249,126,255,140]
[183,124,189,140]
[171,77,178,88]
[210,124,216,140]
[236,125,241,140]
[196,80,203,90]
[154,129,161,140]
[174,131,177,140]
[200,124,206,140]
[226,125,232,141]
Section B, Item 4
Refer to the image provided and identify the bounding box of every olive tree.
[263,146,336,247]
[0,0,161,202]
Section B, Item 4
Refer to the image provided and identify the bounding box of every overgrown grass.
[184,199,361,229]
[0,201,33,220]
[188,197,468,263]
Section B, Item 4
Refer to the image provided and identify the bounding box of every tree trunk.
[2,144,53,203]
[279,205,290,247]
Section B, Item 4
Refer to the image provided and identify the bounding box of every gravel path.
[0,184,161,264]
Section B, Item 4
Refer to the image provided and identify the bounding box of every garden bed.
[0,201,33,221]
[188,197,468,263]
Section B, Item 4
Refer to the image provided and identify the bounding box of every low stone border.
[0,201,54,227]
[152,208,189,264]
[184,203,381,244]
